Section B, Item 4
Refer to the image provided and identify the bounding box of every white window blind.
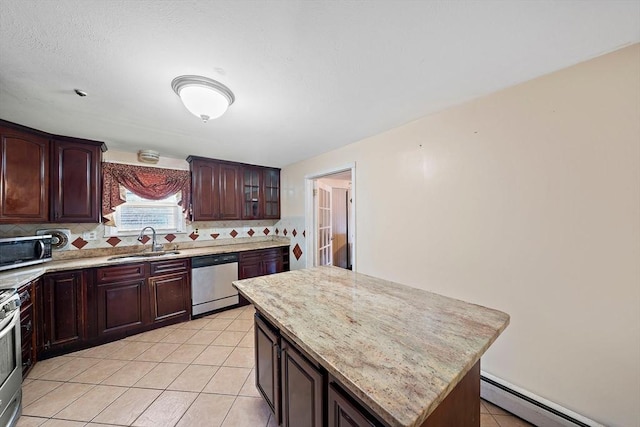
[106,189,185,235]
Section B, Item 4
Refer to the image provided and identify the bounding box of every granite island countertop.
[0,238,289,289]
[233,266,510,427]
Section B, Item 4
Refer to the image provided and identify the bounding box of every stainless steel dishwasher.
[191,252,239,316]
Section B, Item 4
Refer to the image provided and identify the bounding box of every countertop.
[0,239,289,290]
[233,266,510,427]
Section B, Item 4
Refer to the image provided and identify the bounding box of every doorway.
[304,165,355,270]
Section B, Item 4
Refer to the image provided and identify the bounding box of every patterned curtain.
[102,162,191,226]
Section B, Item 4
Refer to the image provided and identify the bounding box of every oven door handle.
[0,308,19,340]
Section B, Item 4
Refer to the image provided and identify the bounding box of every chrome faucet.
[137,226,163,252]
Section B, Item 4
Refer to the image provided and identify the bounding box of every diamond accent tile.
[247,229,255,237]
[106,237,121,247]
[72,237,88,249]
[303,230,306,238]
[292,229,297,237]
[165,234,176,242]
[283,229,288,236]
[263,228,270,236]
[210,233,220,239]
[230,229,238,238]
[293,244,303,260]
[275,228,279,235]
[139,235,150,244]
[189,232,199,240]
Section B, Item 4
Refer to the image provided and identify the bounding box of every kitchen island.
[233,266,510,427]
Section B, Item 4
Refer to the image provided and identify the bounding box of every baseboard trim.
[480,372,605,427]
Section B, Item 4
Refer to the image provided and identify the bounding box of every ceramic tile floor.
[17,305,533,427]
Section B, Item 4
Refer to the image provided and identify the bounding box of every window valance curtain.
[102,162,191,226]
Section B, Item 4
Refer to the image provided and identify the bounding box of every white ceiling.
[0,1,638,168]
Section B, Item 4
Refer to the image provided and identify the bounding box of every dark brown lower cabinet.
[239,247,289,306]
[148,259,190,325]
[38,271,86,358]
[281,338,324,427]
[95,260,190,337]
[239,248,285,280]
[149,272,190,324]
[36,260,191,361]
[96,263,148,339]
[97,279,148,337]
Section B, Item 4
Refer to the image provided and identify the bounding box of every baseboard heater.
[480,372,606,427]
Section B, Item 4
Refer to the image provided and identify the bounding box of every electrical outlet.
[194,228,199,235]
[82,231,97,241]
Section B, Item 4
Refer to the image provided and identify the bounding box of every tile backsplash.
[0,216,307,269]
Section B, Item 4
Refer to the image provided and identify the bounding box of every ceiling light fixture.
[171,75,235,123]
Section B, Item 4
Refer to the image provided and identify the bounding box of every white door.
[316,182,332,266]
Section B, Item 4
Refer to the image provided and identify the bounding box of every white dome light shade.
[171,75,235,123]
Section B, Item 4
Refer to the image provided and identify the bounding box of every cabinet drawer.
[150,259,189,276]
[240,248,281,261]
[96,263,145,284]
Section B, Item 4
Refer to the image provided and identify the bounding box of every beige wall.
[280,44,640,426]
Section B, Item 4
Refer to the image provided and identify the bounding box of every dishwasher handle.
[192,252,239,268]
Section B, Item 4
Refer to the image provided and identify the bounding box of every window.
[105,189,185,236]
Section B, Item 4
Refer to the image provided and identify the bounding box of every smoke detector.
[138,150,160,164]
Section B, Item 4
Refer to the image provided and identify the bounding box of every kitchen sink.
[107,250,181,261]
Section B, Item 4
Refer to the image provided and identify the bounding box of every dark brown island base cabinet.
[255,313,323,427]
[254,311,482,427]
[0,120,106,224]
[187,155,281,222]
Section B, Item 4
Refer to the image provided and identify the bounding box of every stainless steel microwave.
[0,235,53,272]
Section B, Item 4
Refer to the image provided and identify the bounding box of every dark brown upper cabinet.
[0,120,106,224]
[263,168,280,219]
[188,156,242,221]
[188,155,280,221]
[242,166,262,219]
[51,137,104,223]
[0,123,50,223]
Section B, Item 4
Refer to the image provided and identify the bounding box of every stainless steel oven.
[0,289,21,427]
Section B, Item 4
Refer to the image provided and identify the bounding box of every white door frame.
[304,162,356,270]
